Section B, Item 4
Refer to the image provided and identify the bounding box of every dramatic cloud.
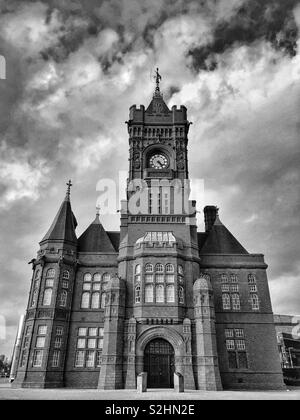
[0,0,299,356]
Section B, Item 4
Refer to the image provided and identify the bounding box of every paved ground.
[0,382,299,400]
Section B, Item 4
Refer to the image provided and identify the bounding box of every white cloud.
[0,143,51,207]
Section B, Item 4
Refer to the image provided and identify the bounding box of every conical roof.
[40,194,77,245]
[78,214,116,253]
[200,215,248,255]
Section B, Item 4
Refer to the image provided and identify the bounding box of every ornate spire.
[66,179,72,200]
[154,67,162,97]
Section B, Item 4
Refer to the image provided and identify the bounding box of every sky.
[0,0,300,357]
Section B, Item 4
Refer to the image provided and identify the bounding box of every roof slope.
[200,216,248,255]
[78,215,116,253]
[146,94,170,114]
[40,196,77,244]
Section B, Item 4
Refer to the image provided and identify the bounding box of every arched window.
[166,285,175,303]
[135,285,141,303]
[62,270,69,279]
[81,292,90,309]
[59,290,67,307]
[165,264,174,273]
[179,286,184,304]
[43,288,52,306]
[250,294,259,310]
[156,285,164,303]
[178,265,184,275]
[93,273,101,282]
[155,264,164,273]
[145,285,154,303]
[102,273,111,282]
[222,293,230,310]
[145,264,153,273]
[46,268,55,278]
[232,293,240,310]
[83,273,92,282]
[101,292,106,309]
[91,292,100,309]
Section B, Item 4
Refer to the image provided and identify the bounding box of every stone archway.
[144,338,175,388]
[135,326,185,388]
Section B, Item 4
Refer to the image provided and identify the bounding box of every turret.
[13,181,78,388]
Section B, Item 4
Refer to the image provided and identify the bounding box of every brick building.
[13,73,284,390]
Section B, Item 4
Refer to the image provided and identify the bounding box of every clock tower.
[125,69,193,217]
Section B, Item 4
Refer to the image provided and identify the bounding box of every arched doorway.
[144,338,175,388]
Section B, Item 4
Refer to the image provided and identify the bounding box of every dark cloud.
[189,0,300,71]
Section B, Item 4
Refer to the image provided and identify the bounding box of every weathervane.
[154,67,162,95]
[66,179,72,199]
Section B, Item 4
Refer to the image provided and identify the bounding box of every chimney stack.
[204,206,219,232]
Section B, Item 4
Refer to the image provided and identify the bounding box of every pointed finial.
[66,179,72,199]
[96,206,100,217]
[154,67,162,95]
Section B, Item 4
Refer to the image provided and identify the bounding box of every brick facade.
[13,81,285,390]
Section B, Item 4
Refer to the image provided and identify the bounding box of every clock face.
[149,153,168,169]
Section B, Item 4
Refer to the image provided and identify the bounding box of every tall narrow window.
[134,264,141,283]
[31,289,38,307]
[86,351,95,368]
[59,290,67,307]
[135,285,141,303]
[232,293,240,311]
[250,293,259,310]
[62,270,69,279]
[156,285,164,303]
[54,337,62,348]
[52,351,60,367]
[91,292,100,309]
[101,292,106,309]
[222,293,231,310]
[81,292,90,309]
[248,274,258,298]
[75,351,85,367]
[145,285,154,303]
[42,288,52,306]
[179,286,184,304]
[33,350,43,367]
[166,285,175,303]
